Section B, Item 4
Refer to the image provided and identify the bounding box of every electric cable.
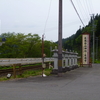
[70,0,85,27]
[76,0,89,25]
[90,0,94,13]
[85,0,93,15]
[77,0,90,19]
[43,0,52,35]
[87,0,94,14]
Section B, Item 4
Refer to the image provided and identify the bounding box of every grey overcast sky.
[0,0,99,41]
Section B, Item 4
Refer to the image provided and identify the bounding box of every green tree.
[0,32,57,58]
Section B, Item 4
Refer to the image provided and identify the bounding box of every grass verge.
[0,63,42,70]
[0,68,52,81]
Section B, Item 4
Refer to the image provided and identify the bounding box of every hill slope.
[61,14,100,59]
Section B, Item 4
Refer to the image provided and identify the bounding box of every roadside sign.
[82,33,91,66]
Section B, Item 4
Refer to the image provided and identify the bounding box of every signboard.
[82,33,90,65]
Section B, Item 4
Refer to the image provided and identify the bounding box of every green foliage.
[0,68,52,81]
[0,63,42,70]
[44,40,57,57]
[17,68,52,78]
[0,33,57,58]
[94,60,100,63]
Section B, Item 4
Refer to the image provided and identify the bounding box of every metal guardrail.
[0,58,54,66]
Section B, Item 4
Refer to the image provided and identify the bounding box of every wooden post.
[13,63,22,78]
[18,63,22,76]
[13,64,16,78]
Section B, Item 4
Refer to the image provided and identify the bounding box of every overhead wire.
[90,0,94,13]
[76,0,90,24]
[70,0,85,27]
[82,0,89,14]
[82,0,92,17]
[85,0,91,14]
[86,0,93,15]
[76,0,88,17]
[43,0,52,36]
[76,0,90,25]
[87,0,94,14]
[82,0,94,24]
[35,0,94,38]
[34,19,85,34]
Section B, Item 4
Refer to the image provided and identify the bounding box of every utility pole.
[92,14,95,63]
[42,35,44,58]
[42,35,44,77]
[58,0,63,75]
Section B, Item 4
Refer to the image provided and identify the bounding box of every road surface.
[0,64,100,100]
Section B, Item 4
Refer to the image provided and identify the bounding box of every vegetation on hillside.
[63,14,100,60]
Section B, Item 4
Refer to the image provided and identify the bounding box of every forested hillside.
[63,14,100,59]
[0,33,57,58]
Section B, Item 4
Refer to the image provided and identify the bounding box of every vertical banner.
[82,33,90,65]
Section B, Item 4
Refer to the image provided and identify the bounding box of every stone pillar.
[72,51,75,69]
[73,52,76,67]
[71,51,75,69]
[65,49,70,71]
[51,48,58,74]
[75,52,78,68]
[62,51,65,68]
[69,50,72,69]
[62,51,66,72]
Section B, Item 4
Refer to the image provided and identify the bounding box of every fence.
[0,58,54,66]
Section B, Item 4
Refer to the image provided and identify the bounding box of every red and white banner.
[82,33,90,65]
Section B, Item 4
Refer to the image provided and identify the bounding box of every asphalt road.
[0,64,100,100]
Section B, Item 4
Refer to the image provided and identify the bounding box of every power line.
[76,0,87,17]
[43,0,52,34]
[73,0,94,25]
[90,0,94,13]
[85,0,93,15]
[70,0,85,27]
[34,19,89,35]
[82,0,90,16]
[76,0,90,21]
